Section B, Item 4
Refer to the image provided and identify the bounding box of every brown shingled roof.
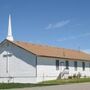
[11,41,90,61]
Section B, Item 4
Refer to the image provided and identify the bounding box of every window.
[88,62,90,71]
[82,62,85,71]
[74,61,77,71]
[65,61,69,69]
[56,60,59,70]
[89,63,90,71]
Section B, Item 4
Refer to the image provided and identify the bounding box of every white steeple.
[6,14,14,41]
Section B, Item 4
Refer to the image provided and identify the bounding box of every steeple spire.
[6,14,14,41]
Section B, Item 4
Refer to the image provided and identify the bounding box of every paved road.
[7,83,90,90]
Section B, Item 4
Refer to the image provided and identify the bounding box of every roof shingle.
[11,41,90,61]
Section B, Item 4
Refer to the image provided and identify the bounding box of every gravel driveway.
[7,83,90,90]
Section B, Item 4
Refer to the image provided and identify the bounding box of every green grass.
[1,78,90,89]
[41,78,90,85]
[0,83,51,89]
[0,83,45,89]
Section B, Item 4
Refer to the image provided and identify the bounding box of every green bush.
[77,72,81,78]
[68,76,73,79]
[72,74,77,79]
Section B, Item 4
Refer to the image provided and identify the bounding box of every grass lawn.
[0,78,90,89]
[41,78,90,85]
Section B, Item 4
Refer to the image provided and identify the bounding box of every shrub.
[77,72,81,78]
[73,74,77,79]
[68,76,73,79]
[84,75,86,78]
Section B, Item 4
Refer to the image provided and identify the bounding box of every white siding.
[37,56,90,82]
[0,40,90,83]
[0,41,37,83]
[37,57,66,82]
[69,61,90,77]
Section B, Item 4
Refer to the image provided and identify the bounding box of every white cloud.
[45,24,52,30]
[53,20,70,28]
[57,33,90,42]
[45,20,70,30]
[82,49,90,54]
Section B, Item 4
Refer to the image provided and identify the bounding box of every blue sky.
[0,0,90,52]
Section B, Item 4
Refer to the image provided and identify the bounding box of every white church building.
[0,15,90,83]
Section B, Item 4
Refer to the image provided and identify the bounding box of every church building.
[0,15,90,83]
